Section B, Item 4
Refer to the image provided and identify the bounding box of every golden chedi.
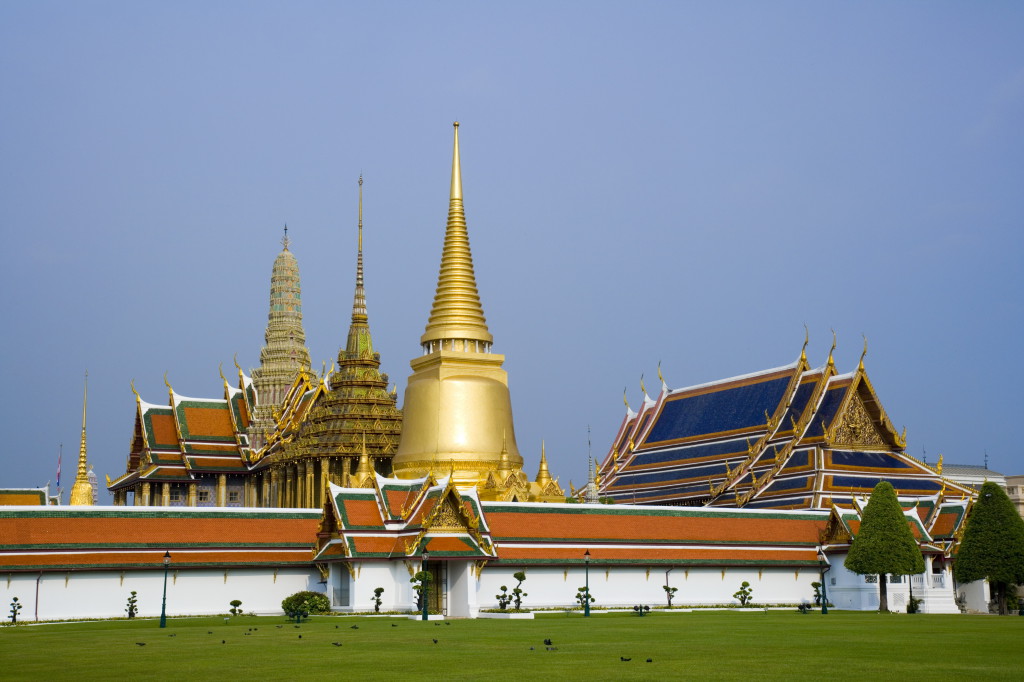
[392,123,526,493]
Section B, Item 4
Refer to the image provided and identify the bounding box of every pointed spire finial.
[826,329,837,369]
[858,334,868,372]
[420,122,492,349]
[282,224,290,250]
[451,122,462,201]
[801,324,809,364]
[70,371,94,505]
[640,373,647,397]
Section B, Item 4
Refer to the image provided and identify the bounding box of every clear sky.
[1,2,1022,499]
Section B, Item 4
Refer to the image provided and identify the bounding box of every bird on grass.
[544,639,552,645]
[529,647,535,651]
[221,640,226,644]
[620,657,631,662]
[445,622,450,625]
[298,635,302,639]
[391,624,398,627]
[432,639,438,644]
[275,625,283,629]
[350,625,359,630]
[168,634,176,637]
[208,631,214,634]
[646,659,653,663]
[135,643,146,647]
[294,625,301,628]
[546,647,558,651]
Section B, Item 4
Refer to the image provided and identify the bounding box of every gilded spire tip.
[282,224,290,251]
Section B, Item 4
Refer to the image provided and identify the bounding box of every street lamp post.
[817,548,829,615]
[584,549,591,617]
[159,550,171,628]
[421,547,430,621]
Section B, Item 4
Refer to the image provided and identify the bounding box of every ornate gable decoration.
[829,394,886,448]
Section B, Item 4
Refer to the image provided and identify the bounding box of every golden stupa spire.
[420,122,493,351]
[70,371,95,506]
[536,441,552,486]
[352,175,368,323]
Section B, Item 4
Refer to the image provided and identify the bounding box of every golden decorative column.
[217,474,227,507]
[69,373,95,506]
[305,462,315,507]
[285,466,294,507]
[161,483,170,506]
[392,123,524,487]
[188,483,197,507]
[141,482,151,506]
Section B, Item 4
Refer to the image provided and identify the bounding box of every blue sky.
[2,2,1022,498]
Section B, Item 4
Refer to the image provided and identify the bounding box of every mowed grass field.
[1,611,1022,681]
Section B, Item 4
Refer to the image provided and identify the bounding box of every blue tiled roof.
[829,475,942,493]
[807,385,846,437]
[645,375,791,444]
[781,378,817,425]
[629,439,750,467]
[610,462,729,488]
[829,450,914,471]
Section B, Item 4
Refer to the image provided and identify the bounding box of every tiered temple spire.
[249,227,312,450]
[264,177,402,505]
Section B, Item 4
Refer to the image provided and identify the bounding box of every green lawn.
[1,611,1021,680]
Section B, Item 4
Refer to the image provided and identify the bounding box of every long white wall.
[333,561,824,616]
[2,567,321,622]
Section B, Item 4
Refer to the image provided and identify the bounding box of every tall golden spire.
[420,122,493,351]
[352,175,367,323]
[70,371,94,506]
[536,441,552,487]
[393,123,523,488]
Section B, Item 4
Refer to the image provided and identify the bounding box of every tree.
[511,571,528,610]
[733,581,752,606]
[954,481,1024,615]
[844,481,924,612]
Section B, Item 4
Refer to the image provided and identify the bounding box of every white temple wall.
[0,568,320,622]
[475,565,820,611]
[822,552,960,614]
[957,579,991,613]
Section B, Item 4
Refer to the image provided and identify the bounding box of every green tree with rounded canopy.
[953,481,1024,615]
[844,481,924,612]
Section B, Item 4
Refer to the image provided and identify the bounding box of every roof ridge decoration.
[419,122,493,350]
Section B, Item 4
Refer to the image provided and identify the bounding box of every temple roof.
[599,345,975,510]
[0,507,320,572]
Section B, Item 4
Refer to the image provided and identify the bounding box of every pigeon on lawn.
[135,643,146,646]
[391,624,398,627]
[298,635,302,639]
[222,640,226,644]
[332,642,343,647]
[432,639,438,644]
[620,657,631,662]
[646,659,653,663]
[350,625,359,629]
[544,639,552,645]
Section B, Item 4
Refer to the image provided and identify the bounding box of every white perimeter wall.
[336,562,821,616]
[1,567,321,622]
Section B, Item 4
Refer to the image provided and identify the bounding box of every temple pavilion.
[597,337,975,510]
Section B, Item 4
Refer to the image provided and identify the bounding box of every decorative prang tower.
[392,122,524,487]
[249,228,312,451]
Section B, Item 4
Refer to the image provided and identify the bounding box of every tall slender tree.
[954,481,1024,615]
[844,481,925,612]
